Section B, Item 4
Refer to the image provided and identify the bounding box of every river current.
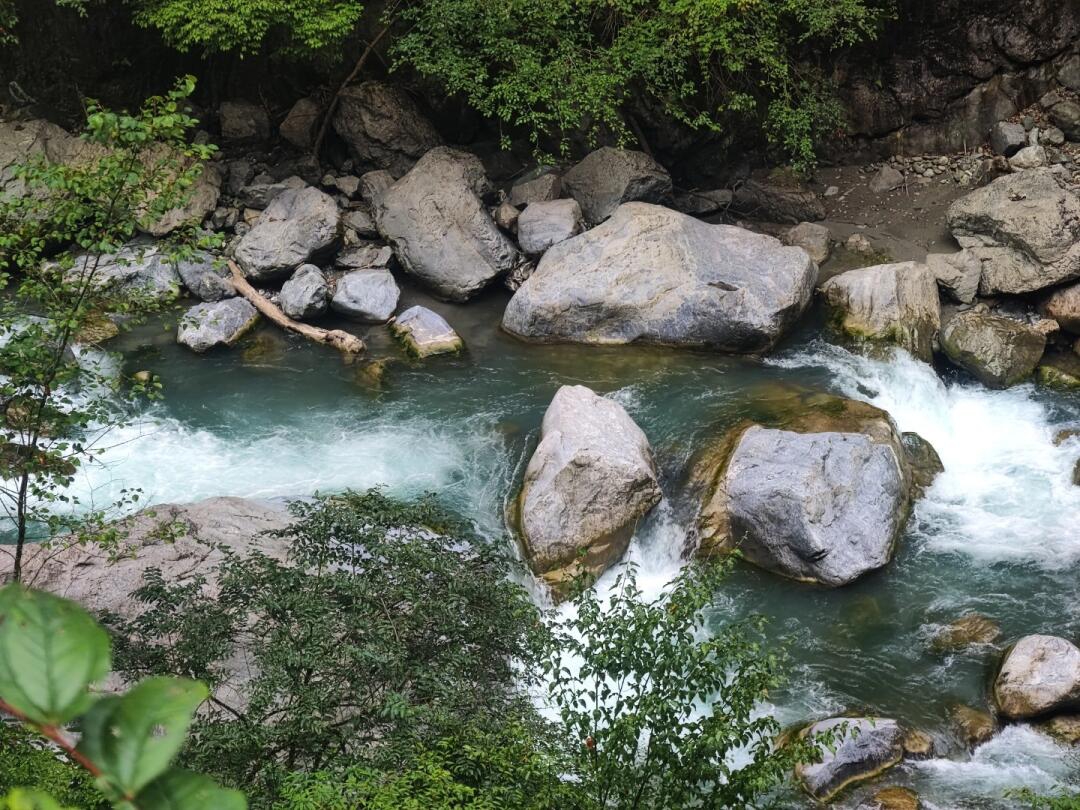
[61,283,1080,808]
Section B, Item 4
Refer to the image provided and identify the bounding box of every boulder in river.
[66,243,182,304]
[940,310,1046,388]
[331,269,400,323]
[994,634,1080,720]
[694,389,927,586]
[177,298,260,353]
[1037,351,1080,389]
[931,614,1001,652]
[949,704,997,747]
[1042,281,1080,334]
[561,147,672,225]
[234,186,341,282]
[946,168,1080,295]
[516,385,662,596]
[331,81,441,177]
[796,717,905,801]
[279,264,329,320]
[926,251,981,304]
[390,305,463,358]
[858,787,920,810]
[376,147,521,301]
[516,198,583,256]
[502,203,817,353]
[820,261,941,362]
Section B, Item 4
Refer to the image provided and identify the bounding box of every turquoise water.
[57,282,1080,808]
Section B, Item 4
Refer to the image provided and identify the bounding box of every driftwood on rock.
[227,260,365,354]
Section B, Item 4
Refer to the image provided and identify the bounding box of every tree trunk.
[228,262,365,355]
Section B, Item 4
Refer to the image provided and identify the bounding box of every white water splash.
[771,343,1080,567]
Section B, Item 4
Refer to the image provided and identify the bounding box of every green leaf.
[125,768,246,810]
[0,585,111,725]
[0,789,71,810]
[77,677,208,797]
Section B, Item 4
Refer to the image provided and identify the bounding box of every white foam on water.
[910,724,1078,807]
[771,343,1080,567]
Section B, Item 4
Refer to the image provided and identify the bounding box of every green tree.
[108,489,551,807]
[0,584,244,808]
[0,76,217,581]
[546,560,821,809]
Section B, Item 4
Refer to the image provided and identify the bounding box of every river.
[63,281,1080,808]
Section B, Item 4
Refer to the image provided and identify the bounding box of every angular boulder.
[695,389,924,586]
[67,243,182,304]
[390,305,464,358]
[236,175,307,210]
[502,203,817,353]
[946,169,1080,295]
[516,385,662,595]
[219,100,270,142]
[797,717,905,801]
[989,121,1027,156]
[146,162,221,237]
[1042,281,1080,334]
[175,252,234,302]
[927,251,981,304]
[820,261,941,362]
[1038,351,1080,389]
[732,177,825,223]
[331,269,400,323]
[784,221,831,265]
[510,172,561,208]
[332,81,441,177]
[940,310,1046,388]
[234,186,341,282]
[516,198,583,256]
[279,264,329,320]
[177,298,259,353]
[994,635,1080,719]
[376,147,520,301]
[279,97,321,150]
[561,147,672,225]
[869,165,904,194]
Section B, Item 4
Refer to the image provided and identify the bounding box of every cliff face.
[840,0,1080,154]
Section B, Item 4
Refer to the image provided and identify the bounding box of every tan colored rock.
[994,635,1080,719]
[1040,714,1080,744]
[862,786,920,810]
[950,704,997,747]
[931,614,1001,652]
[1043,282,1080,334]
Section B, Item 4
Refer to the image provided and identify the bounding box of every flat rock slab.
[797,717,905,801]
[502,202,816,353]
[390,305,463,358]
[177,298,260,353]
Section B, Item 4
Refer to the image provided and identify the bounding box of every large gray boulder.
[176,252,234,302]
[375,147,520,301]
[796,718,905,801]
[0,119,103,192]
[561,147,672,225]
[510,172,561,208]
[940,310,1046,388]
[994,635,1080,720]
[234,186,341,282]
[516,385,661,597]
[177,298,260,353]
[331,269,400,323]
[695,390,927,585]
[502,203,817,353]
[927,251,982,304]
[279,264,328,320]
[0,498,293,615]
[989,120,1027,156]
[516,198,583,256]
[236,175,306,210]
[820,261,941,362]
[390,306,463,358]
[332,81,441,177]
[946,169,1080,295]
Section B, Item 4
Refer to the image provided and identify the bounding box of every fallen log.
[227,260,365,355]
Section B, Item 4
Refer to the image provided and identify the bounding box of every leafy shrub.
[0,724,105,809]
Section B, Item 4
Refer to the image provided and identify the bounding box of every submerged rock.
[1040,715,1080,745]
[561,147,672,224]
[516,198,583,256]
[859,786,920,810]
[931,614,1001,652]
[502,203,817,353]
[994,635,1080,720]
[331,269,400,323]
[516,385,661,596]
[695,390,922,586]
[332,81,441,177]
[279,264,329,320]
[950,704,997,747]
[390,306,463,358]
[796,717,905,801]
[376,147,521,301]
[940,310,1046,388]
[820,261,940,362]
[234,186,341,282]
[177,298,260,353]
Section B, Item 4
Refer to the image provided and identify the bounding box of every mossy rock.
[1039,714,1080,744]
[1037,351,1080,390]
[865,786,920,810]
[949,704,997,747]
